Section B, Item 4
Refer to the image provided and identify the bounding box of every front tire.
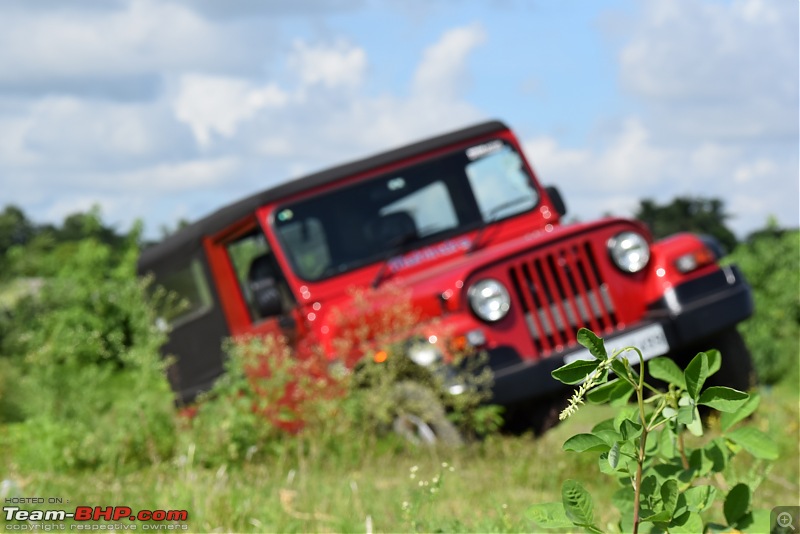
[391,381,463,447]
[502,390,571,437]
[702,327,757,391]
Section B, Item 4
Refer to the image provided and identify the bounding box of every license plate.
[563,324,670,365]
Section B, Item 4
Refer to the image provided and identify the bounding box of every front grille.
[507,240,617,356]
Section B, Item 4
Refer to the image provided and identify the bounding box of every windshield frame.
[270,138,541,282]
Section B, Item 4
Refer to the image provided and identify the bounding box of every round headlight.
[608,231,650,273]
[468,278,511,322]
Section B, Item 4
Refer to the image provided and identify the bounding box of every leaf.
[649,357,687,389]
[552,359,600,385]
[607,442,620,469]
[660,479,679,516]
[683,485,717,513]
[525,502,573,528]
[585,378,634,406]
[689,448,712,476]
[739,509,771,532]
[705,348,721,377]
[720,392,760,432]
[563,433,610,453]
[594,429,623,447]
[669,511,704,533]
[726,426,779,460]
[561,479,594,527]
[620,419,642,441]
[686,407,704,437]
[611,358,637,385]
[724,483,751,525]
[658,428,676,459]
[703,439,728,473]
[586,378,618,404]
[697,386,749,412]
[576,328,607,359]
[607,379,635,406]
[684,351,709,400]
[591,417,616,433]
[613,406,639,432]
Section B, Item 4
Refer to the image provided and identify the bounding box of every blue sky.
[1,0,797,239]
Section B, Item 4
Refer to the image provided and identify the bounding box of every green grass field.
[4,382,797,533]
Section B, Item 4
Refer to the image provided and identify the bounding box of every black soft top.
[138,120,508,272]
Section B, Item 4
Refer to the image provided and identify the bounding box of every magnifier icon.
[778,511,796,531]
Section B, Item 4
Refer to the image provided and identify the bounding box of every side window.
[157,258,213,327]
[226,232,294,322]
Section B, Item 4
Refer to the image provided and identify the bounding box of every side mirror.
[250,278,283,318]
[544,185,567,217]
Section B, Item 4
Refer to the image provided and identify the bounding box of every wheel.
[502,390,571,437]
[700,327,757,391]
[391,381,463,447]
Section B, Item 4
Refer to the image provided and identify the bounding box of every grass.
[3,382,797,533]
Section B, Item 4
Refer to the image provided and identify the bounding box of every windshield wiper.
[468,196,535,253]
[371,230,419,288]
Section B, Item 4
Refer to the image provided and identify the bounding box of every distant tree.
[635,196,738,252]
[56,206,126,250]
[158,218,192,239]
[0,205,35,254]
[0,204,130,279]
[745,215,794,243]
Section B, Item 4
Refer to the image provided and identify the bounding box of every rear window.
[156,258,213,327]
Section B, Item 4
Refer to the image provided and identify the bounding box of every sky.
[1,0,797,240]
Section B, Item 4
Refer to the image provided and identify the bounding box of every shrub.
[726,227,799,384]
[184,287,503,464]
[185,334,349,466]
[1,231,177,471]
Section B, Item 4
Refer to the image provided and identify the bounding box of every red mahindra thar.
[138,120,754,432]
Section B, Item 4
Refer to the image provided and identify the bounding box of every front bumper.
[489,264,753,405]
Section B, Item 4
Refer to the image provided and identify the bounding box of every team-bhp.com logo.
[4,505,189,530]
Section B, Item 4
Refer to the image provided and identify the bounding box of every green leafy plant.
[528,328,777,533]
[2,230,177,471]
[726,226,799,384]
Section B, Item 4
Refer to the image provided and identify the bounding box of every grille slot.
[508,241,617,355]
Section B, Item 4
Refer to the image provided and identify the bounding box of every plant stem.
[632,426,648,534]
[677,431,689,470]
[632,348,648,534]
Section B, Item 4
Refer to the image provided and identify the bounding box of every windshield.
[273,139,539,281]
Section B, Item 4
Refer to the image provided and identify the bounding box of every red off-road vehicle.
[138,120,754,433]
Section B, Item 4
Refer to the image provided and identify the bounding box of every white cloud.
[619,0,798,143]
[523,0,798,236]
[0,0,250,94]
[288,40,367,90]
[172,24,487,161]
[525,119,671,191]
[523,121,798,237]
[173,74,289,147]
[43,195,125,226]
[412,24,487,99]
[113,157,240,191]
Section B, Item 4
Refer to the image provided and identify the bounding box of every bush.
[184,287,503,465]
[185,334,349,466]
[1,229,177,471]
[726,227,799,384]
